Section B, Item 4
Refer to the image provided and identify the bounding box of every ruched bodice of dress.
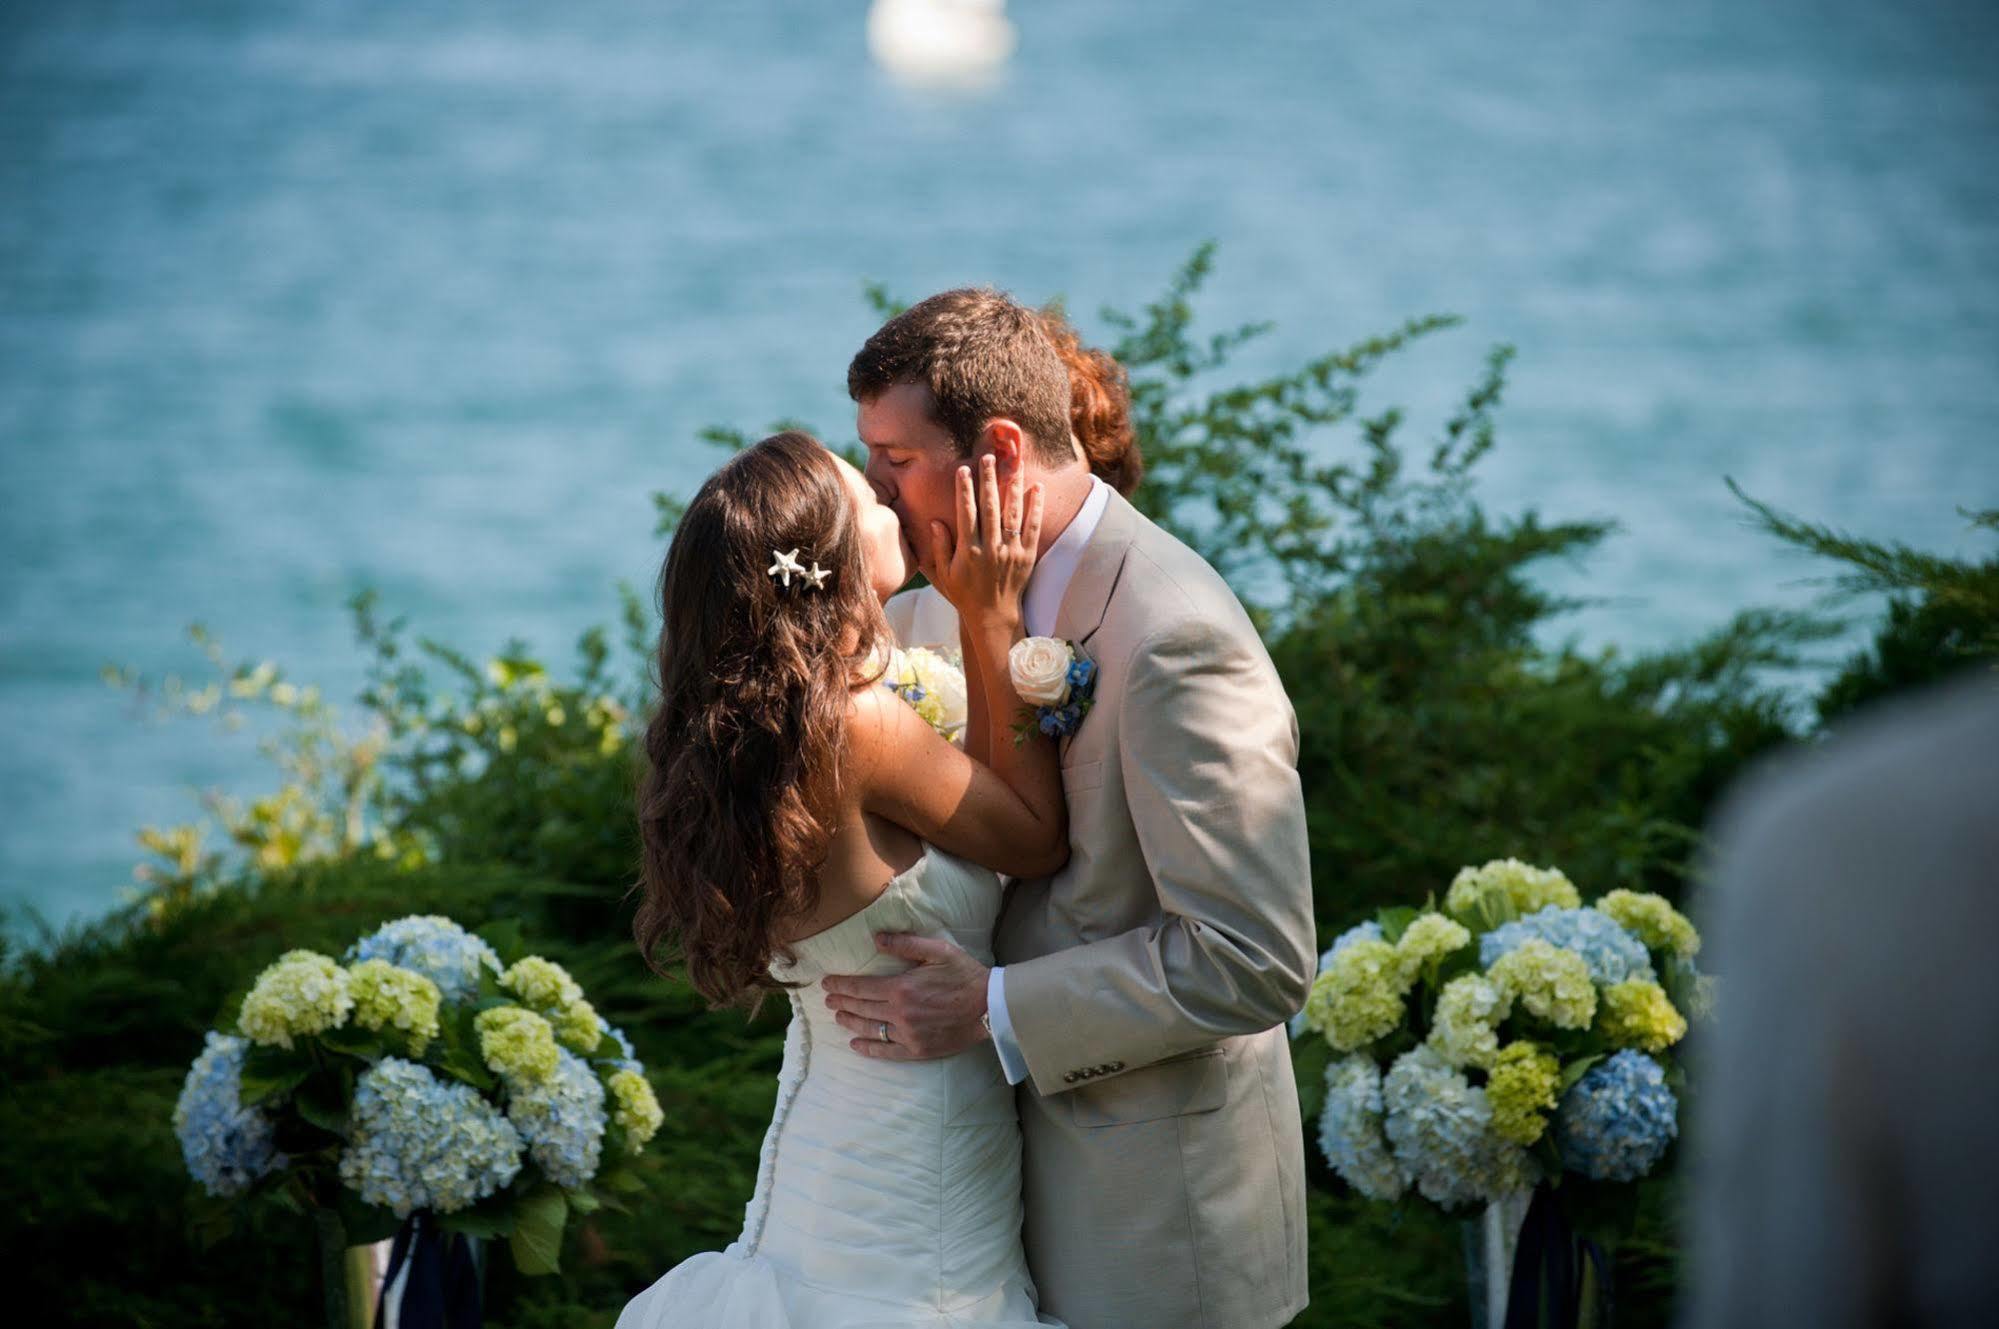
[616,845,1062,1329]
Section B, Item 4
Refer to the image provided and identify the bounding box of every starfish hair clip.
[767,548,832,592]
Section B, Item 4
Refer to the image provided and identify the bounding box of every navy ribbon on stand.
[374,1211,483,1329]
[1503,1187,1612,1329]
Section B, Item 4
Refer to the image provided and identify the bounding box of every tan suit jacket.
[891,489,1316,1328]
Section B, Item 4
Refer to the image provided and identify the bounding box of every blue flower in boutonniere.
[1007,637,1098,745]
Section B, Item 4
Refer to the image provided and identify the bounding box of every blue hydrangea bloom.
[1068,660,1096,691]
[1381,1046,1540,1208]
[339,1057,524,1216]
[1290,921,1386,1037]
[173,1031,288,1197]
[1480,907,1656,987]
[507,1045,608,1190]
[1555,1050,1679,1182]
[346,915,503,1004]
[1317,1054,1404,1201]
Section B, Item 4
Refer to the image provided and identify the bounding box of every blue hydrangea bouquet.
[1291,858,1715,1326]
[172,914,663,1328]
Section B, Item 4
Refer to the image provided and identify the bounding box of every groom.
[821,287,1316,1328]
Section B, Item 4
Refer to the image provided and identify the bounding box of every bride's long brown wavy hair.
[631,431,888,1010]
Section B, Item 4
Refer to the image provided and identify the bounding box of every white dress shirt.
[985,475,1112,1086]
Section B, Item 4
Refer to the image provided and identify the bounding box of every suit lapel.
[1050,488,1139,649]
[1049,489,1140,758]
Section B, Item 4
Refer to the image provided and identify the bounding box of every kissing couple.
[617,289,1317,1328]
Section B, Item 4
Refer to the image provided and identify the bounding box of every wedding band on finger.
[877,1021,892,1043]
[1003,529,1019,541]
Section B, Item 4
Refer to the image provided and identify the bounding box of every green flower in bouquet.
[1444,857,1581,922]
[1429,974,1508,1069]
[475,1005,562,1086]
[608,1068,664,1151]
[239,949,354,1049]
[348,959,442,1056]
[1393,912,1471,979]
[1486,1041,1561,1145]
[1488,938,1597,1030]
[501,955,585,1010]
[1599,979,1688,1053]
[554,996,605,1055]
[1597,889,1701,961]
[1303,939,1413,1052]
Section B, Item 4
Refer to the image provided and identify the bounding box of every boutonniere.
[1007,637,1097,745]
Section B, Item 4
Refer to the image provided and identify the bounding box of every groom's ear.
[980,419,1026,475]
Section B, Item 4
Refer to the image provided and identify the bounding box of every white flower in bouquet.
[885,645,968,740]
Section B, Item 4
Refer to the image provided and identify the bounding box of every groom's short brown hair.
[847,288,1074,465]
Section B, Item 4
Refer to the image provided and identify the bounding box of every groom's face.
[857,382,982,565]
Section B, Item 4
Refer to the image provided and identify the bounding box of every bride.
[618,428,1068,1327]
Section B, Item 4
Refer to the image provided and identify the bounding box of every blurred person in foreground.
[1682,667,1999,1329]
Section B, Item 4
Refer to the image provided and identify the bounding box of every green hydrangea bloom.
[1488,939,1597,1030]
[348,959,442,1056]
[1303,939,1412,1052]
[1487,1041,1561,1145]
[607,1068,663,1152]
[500,956,584,1011]
[239,949,354,1049]
[1445,858,1582,919]
[1597,890,1701,960]
[1600,979,1688,1052]
[475,1005,561,1086]
[555,998,604,1055]
[1428,973,1509,1069]
[1394,912,1472,978]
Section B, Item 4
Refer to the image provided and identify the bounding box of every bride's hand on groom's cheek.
[820,933,992,1062]
[923,456,1038,621]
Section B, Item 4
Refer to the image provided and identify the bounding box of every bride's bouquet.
[1294,859,1715,1212]
[880,643,968,744]
[172,914,663,1294]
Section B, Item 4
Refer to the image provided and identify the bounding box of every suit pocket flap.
[1062,759,1105,792]
[1068,1048,1227,1128]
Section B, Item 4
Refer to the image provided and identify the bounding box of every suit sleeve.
[997,614,1317,1097]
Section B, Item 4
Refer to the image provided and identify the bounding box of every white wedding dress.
[615,844,1063,1328]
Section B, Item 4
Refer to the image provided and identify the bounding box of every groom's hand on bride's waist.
[820,933,991,1062]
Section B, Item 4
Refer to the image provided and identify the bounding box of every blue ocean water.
[3,0,1995,937]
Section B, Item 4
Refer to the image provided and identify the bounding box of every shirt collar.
[1023,475,1111,639]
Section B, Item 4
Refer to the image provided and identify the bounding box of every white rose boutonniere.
[1006,637,1097,744]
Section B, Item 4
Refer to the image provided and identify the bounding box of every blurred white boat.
[866,0,1016,88]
